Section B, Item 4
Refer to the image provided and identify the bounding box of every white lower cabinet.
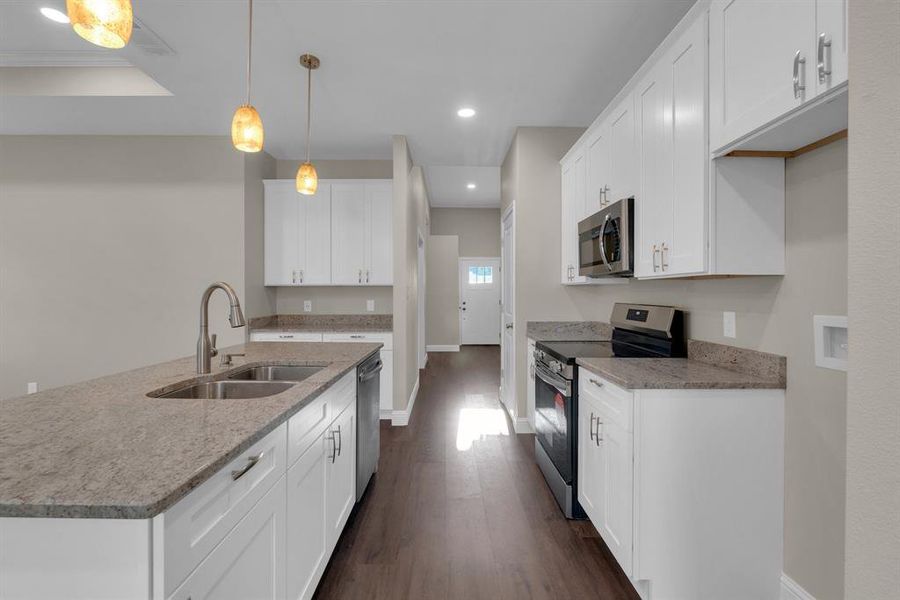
[168,477,287,600]
[325,403,356,552]
[577,370,785,599]
[286,431,328,600]
[526,338,536,427]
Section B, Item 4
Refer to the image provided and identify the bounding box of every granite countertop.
[526,321,612,342]
[576,339,786,390]
[0,341,380,519]
[250,314,392,334]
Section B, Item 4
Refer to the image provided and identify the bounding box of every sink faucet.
[197,281,246,374]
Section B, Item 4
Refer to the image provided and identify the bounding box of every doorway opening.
[418,230,426,369]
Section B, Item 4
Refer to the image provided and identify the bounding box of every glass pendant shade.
[232,104,264,153]
[296,162,318,195]
[66,0,133,49]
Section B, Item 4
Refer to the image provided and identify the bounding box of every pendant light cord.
[306,62,312,163]
[246,0,253,105]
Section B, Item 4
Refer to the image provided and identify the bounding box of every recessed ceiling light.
[457,107,476,118]
[466,183,477,190]
[40,7,70,24]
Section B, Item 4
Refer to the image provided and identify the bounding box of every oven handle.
[598,214,613,271]
[535,362,571,397]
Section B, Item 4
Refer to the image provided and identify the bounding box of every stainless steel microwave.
[577,197,634,277]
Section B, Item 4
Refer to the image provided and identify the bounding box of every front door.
[458,258,501,345]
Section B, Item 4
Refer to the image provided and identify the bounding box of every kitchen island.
[0,340,380,600]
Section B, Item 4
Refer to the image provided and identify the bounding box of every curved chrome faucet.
[197,282,246,374]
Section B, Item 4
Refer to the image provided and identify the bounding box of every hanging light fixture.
[66,0,133,49]
[231,0,264,153]
[296,53,320,195]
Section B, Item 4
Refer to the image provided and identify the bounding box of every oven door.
[534,361,574,483]
[578,197,633,277]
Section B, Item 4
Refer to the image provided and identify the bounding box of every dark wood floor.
[315,346,639,599]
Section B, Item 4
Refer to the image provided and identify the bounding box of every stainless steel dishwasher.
[356,353,382,501]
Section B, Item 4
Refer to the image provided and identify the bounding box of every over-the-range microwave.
[577,197,634,278]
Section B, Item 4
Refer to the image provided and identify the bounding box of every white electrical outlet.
[366,299,375,312]
[27,382,38,394]
[303,300,312,313]
[723,311,737,338]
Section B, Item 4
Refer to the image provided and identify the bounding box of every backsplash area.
[275,286,393,315]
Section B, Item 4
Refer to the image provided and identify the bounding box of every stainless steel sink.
[226,365,324,382]
[155,380,295,399]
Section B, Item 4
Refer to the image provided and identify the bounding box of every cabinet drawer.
[250,331,323,342]
[322,332,392,351]
[288,392,330,468]
[325,370,357,424]
[579,372,633,432]
[163,423,287,597]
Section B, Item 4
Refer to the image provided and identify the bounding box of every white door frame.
[500,203,516,419]
[417,230,427,369]
[458,256,502,345]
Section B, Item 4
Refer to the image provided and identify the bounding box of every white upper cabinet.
[710,0,848,153]
[264,179,392,287]
[560,149,587,285]
[607,94,636,204]
[264,180,331,286]
[330,183,368,285]
[585,127,610,218]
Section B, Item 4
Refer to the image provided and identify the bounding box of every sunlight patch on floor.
[456,405,509,451]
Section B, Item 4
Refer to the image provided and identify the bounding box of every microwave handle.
[598,214,614,271]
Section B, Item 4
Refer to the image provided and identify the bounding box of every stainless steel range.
[533,303,685,518]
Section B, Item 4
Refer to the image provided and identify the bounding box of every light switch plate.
[366,299,375,312]
[303,300,312,313]
[723,311,736,338]
[814,315,848,371]
[27,382,38,394]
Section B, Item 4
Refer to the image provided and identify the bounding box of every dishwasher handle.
[359,358,383,382]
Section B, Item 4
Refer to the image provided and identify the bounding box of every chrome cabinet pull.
[652,244,660,272]
[596,420,603,446]
[298,269,303,284]
[358,269,362,283]
[589,378,604,389]
[334,424,342,457]
[279,334,294,339]
[366,270,370,283]
[589,412,597,442]
[231,452,264,481]
[350,334,365,339]
[793,51,806,98]
[661,242,669,271]
[817,33,832,83]
[327,432,337,463]
[292,270,297,284]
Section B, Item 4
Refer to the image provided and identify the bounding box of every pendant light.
[66,0,133,49]
[296,54,320,195]
[231,0,264,153]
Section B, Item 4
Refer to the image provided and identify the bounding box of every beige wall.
[426,235,460,347]
[0,136,248,400]
[391,136,429,411]
[845,2,900,597]
[275,286,392,315]
[267,159,394,316]
[243,151,277,320]
[430,207,501,257]
[274,159,392,180]
[503,127,849,599]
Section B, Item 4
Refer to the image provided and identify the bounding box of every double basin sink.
[152,365,324,400]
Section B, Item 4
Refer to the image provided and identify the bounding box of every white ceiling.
[425,166,501,208]
[0,0,692,204]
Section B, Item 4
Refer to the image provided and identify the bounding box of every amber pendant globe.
[296,162,318,195]
[231,105,264,153]
[66,0,133,49]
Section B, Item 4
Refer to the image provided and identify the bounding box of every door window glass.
[468,266,494,285]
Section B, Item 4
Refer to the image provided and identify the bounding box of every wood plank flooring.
[314,346,639,600]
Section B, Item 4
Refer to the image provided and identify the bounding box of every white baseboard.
[391,375,420,426]
[379,408,393,421]
[781,573,816,600]
[514,417,533,434]
[426,344,460,352]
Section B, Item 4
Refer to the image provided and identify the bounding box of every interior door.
[709,0,816,151]
[365,183,393,285]
[330,184,366,284]
[459,258,501,345]
[500,209,515,415]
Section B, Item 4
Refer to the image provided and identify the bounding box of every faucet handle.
[220,352,246,367]
[210,333,218,357]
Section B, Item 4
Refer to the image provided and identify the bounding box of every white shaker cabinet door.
[597,418,634,578]
[168,477,286,600]
[366,182,393,285]
[607,93,636,204]
[585,127,610,217]
[298,183,332,285]
[325,403,356,553]
[560,150,587,285]
[577,393,603,521]
[264,182,301,286]
[331,183,367,285]
[709,0,816,152]
[286,431,328,600]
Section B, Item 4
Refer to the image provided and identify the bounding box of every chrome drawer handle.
[589,378,604,388]
[334,424,342,457]
[817,33,832,83]
[589,412,597,442]
[596,420,603,446]
[231,453,263,481]
[350,334,365,339]
[793,51,806,98]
